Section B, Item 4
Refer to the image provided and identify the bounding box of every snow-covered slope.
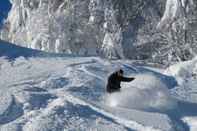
[1,41,197,131]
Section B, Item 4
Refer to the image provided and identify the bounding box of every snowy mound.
[106,74,177,112]
[165,57,197,85]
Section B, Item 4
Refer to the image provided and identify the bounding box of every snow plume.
[106,74,177,112]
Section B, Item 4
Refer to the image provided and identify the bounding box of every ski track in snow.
[56,92,161,131]
[1,42,197,130]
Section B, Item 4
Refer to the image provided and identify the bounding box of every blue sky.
[0,0,11,27]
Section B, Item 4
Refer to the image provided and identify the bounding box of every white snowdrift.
[183,117,197,131]
[165,57,197,84]
[106,74,177,112]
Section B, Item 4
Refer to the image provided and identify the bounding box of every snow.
[106,74,177,111]
[165,57,197,80]
[157,0,181,30]
[183,117,197,131]
[102,30,125,59]
[157,0,194,30]
[0,41,197,131]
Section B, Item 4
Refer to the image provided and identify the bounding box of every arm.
[120,76,135,82]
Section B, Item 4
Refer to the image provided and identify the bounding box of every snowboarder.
[106,69,135,93]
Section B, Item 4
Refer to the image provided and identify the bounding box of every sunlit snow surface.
[1,40,197,131]
[106,74,177,111]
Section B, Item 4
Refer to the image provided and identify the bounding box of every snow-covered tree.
[154,0,197,64]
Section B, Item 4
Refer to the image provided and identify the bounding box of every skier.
[106,69,135,93]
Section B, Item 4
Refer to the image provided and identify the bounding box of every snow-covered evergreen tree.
[0,0,197,64]
[155,0,197,64]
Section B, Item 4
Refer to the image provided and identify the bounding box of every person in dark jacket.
[106,69,135,93]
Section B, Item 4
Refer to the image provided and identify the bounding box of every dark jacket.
[106,72,135,93]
